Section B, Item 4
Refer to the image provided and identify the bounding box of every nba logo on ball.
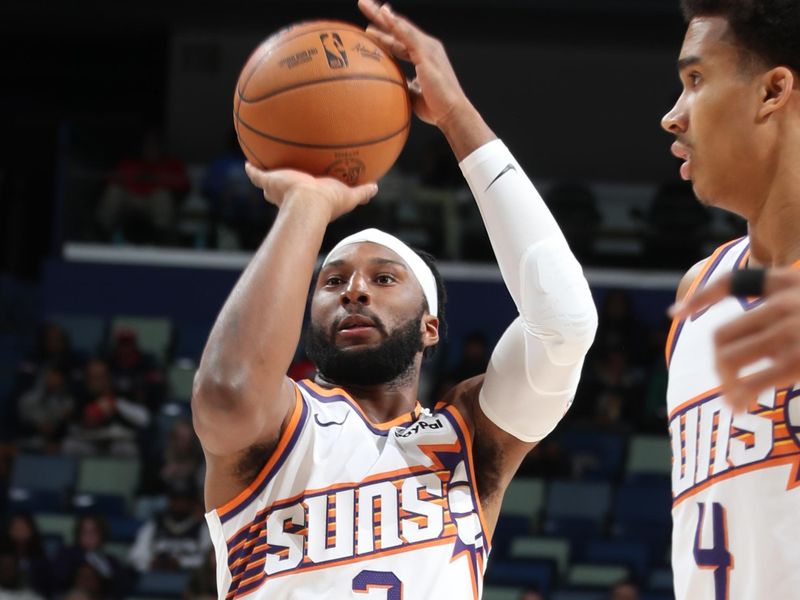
[233,20,412,185]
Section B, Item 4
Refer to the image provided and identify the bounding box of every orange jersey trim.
[217,385,307,521]
[665,237,744,368]
[442,404,493,553]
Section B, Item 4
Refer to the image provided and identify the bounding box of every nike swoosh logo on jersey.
[485,163,517,191]
[314,412,349,427]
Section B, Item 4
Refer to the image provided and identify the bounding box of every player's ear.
[758,66,795,119]
[422,314,439,349]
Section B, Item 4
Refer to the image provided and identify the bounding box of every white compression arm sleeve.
[459,139,598,442]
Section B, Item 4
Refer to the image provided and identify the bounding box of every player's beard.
[304,307,425,386]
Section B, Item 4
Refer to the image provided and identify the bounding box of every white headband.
[322,228,438,317]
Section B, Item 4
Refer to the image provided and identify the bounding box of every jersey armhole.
[440,404,493,554]
[215,384,309,524]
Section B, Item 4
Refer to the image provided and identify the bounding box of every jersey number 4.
[694,502,732,600]
[352,570,403,599]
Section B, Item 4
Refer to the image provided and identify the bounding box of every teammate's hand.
[358,0,470,129]
[244,163,378,222]
[670,267,800,411]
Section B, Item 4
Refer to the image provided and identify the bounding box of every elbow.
[191,367,248,414]
[562,297,598,359]
[521,279,598,367]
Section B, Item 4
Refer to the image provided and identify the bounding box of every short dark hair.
[681,0,800,73]
[413,248,448,359]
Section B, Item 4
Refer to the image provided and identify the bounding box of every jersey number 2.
[352,570,403,599]
[693,502,732,600]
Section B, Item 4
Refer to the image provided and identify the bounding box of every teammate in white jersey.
[191,1,597,599]
[660,0,800,598]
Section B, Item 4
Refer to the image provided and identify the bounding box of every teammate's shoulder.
[676,257,710,304]
[675,237,747,303]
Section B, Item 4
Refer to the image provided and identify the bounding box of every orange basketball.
[233,20,412,185]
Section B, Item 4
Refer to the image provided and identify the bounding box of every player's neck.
[314,360,422,424]
[747,146,800,266]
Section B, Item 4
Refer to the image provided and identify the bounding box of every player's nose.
[341,272,370,306]
[661,97,687,135]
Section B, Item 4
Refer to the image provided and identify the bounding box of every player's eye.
[375,274,396,284]
[689,72,701,87]
[325,275,344,286]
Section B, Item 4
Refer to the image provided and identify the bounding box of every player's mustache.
[329,308,387,337]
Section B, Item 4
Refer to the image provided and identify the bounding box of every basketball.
[233,20,412,186]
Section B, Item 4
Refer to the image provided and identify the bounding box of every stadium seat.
[104,541,132,562]
[485,559,555,592]
[500,477,546,521]
[545,481,611,521]
[642,594,673,600]
[482,586,523,600]
[580,539,649,579]
[48,314,106,355]
[107,515,143,543]
[626,435,671,479]
[10,454,78,494]
[72,492,127,516]
[76,457,140,507]
[111,315,172,361]
[133,570,192,597]
[648,567,673,591]
[509,536,571,575]
[612,478,671,528]
[557,429,626,480]
[567,563,629,588]
[551,591,604,600]
[7,488,66,513]
[610,479,672,560]
[167,360,195,403]
[34,513,76,545]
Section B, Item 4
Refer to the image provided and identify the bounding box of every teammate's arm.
[361,0,597,526]
[192,169,377,506]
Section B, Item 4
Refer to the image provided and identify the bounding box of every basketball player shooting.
[660,1,800,598]
[192,1,597,598]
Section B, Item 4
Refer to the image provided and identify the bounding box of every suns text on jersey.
[669,386,800,505]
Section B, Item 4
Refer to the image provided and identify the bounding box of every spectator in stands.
[592,289,649,366]
[159,418,203,492]
[432,331,490,403]
[62,590,93,600]
[202,132,276,250]
[53,515,131,599]
[183,548,217,600]
[62,358,150,457]
[579,342,646,430]
[609,579,640,600]
[106,329,165,411]
[16,323,80,391]
[517,437,572,479]
[0,514,50,597]
[16,365,75,452]
[128,478,211,573]
[64,563,107,600]
[96,128,189,245]
[519,588,546,600]
[636,181,711,269]
[0,546,43,600]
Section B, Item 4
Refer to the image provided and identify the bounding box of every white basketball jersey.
[666,237,800,600]
[205,379,490,600]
